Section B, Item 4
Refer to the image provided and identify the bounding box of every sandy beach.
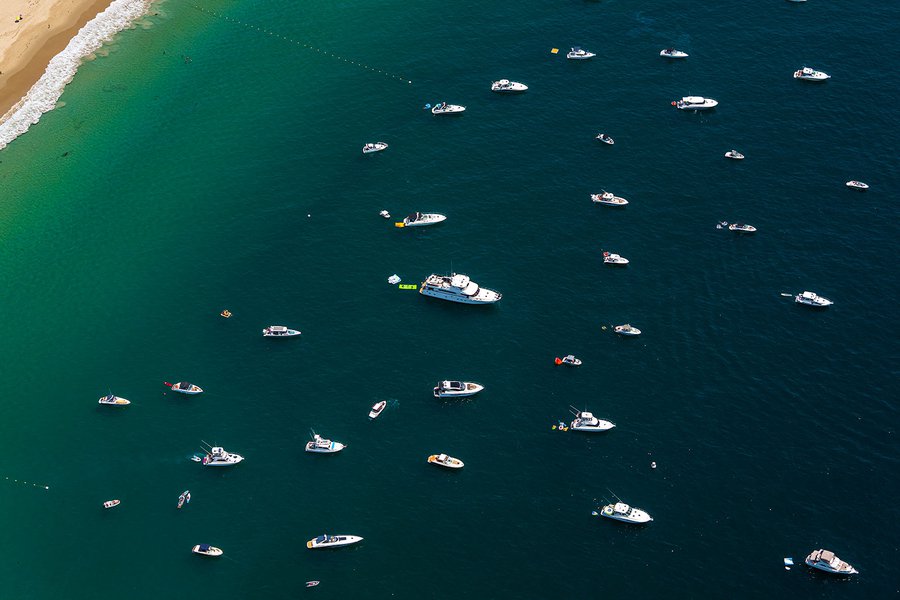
[0,0,114,121]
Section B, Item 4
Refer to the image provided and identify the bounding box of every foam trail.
[0,0,153,151]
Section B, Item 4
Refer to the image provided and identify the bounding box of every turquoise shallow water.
[0,1,898,597]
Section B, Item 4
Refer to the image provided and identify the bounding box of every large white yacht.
[305,433,345,453]
[673,96,718,111]
[401,212,446,227]
[420,273,501,304]
[597,502,653,524]
[794,66,830,81]
[567,47,595,60]
[434,380,484,398]
[306,534,363,549]
[570,409,615,432]
[491,79,528,93]
[262,325,301,337]
[201,446,244,467]
[805,549,858,575]
[592,191,628,206]
[795,291,833,308]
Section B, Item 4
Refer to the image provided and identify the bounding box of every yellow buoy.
[550,48,559,54]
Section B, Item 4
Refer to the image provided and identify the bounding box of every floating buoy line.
[189,5,412,84]
[5,476,50,490]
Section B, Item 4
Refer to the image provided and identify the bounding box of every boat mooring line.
[4,476,50,490]
[189,5,412,84]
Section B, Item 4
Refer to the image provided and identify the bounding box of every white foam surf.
[0,0,153,151]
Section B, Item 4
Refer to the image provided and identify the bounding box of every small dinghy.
[794,66,830,81]
[728,223,756,233]
[805,549,858,576]
[379,210,391,219]
[846,180,869,190]
[596,133,614,145]
[725,150,744,160]
[603,251,629,265]
[98,394,130,406]
[387,274,401,285]
[177,490,191,509]
[491,79,528,93]
[368,400,386,419]
[168,381,203,395]
[103,499,121,509]
[306,432,345,453]
[614,324,641,336]
[262,325,301,337]
[591,191,628,206]
[398,212,447,228]
[660,48,688,59]
[555,355,582,366]
[567,46,595,60]
[431,102,465,115]
[362,142,388,154]
[306,534,363,549]
[192,544,223,557]
[428,453,464,469]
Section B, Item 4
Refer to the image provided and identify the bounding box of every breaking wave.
[0,0,153,151]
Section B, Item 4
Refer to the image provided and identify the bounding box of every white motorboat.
[306,433,345,453]
[805,549,858,575]
[399,212,447,228]
[794,66,830,81]
[192,544,223,557]
[556,355,582,367]
[433,380,484,398]
[614,324,641,336]
[846,180,869,190]
[603,251,629,265]
[103,499,120,509]
[419,273,501,304]
[379,210,391,219]
[362,142,388,154]
[202,446,244,467]
[169,381,203,395]
[567,47,595,60]
[570,410,615,432]
[591,191,628,206]
[728,223,756,233]
[673,96,718,111]
[431,102,466,115]
[659,48,688,59]
[428,453,464,469]
[368,401,386,420]
[598,502,653,524]
[98,394,130,406]
[491,79,528,93]
[306,534,363,549]
[596,133,614,145]
[262,325,301,337]
[725,150,744,160]
[795,291,833,308]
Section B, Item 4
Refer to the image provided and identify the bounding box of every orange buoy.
[554,357,562,365]
[670,101,676,106]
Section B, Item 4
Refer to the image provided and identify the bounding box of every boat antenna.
[606,488,621,502]
[200,440,213,451]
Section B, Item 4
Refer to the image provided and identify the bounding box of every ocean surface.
[0,1,898,597]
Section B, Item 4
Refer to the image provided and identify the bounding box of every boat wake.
[0,0,153,151]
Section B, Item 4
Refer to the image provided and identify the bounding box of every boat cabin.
[613,502,631,514]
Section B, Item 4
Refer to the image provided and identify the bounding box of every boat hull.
[419,288,500,304]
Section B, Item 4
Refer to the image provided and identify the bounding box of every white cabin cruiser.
[432,102,466,115]
[567,47,595,60]
[400,212,447,227]
[728,223,756,233]
[428,453,464,469]
[369,401,386,419]
[846,180,869,190]
[570,410,615,432]
[362,142,388,154]
[795,291,833,308]
[673,96,718,111]
[603,251,629,265]
[805,549,858,575]
[660,48,688,58]
[420,273,501,304]
[98,394,130,406]
[307,534,363,549]
[202,446,244,467]
[725,150,744,160]
[192,544,223,557]
[556,355,582,367]
[170,382,203,395]
[614,324,641,336]
[794,66,830,81]
[262,325,301,337]
[306,433,345,453]
[599,502,653,524]
[434,380,484,398]
[591,191,628,206]
[596,133,614,145]
[491,79,528,93]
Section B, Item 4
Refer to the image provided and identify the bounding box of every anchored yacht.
[362,142,388,154]
[598,502,653,524]
[427,453,464,469]
[591,191,628,206]
[306,534,363,549]
[169,382,203,395]
[432,102,465,115]
[420,273,501,304]
[567,47,595,60]
[98,394,130,406]
[263,325,301,337]
[805,549,858,575]
[794,66,830,81]
[202,446,244,467]
[570,409,615,432]
[434,380,484,398]
[795,291,833,308]
[306,433,345,453]
[491,79,528,93]
[603,251,629,265]
[192,544,223,557]
[400,212,446,227]
[614,324,641,336]
[660,48,689,58]
[673,96,718,111]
